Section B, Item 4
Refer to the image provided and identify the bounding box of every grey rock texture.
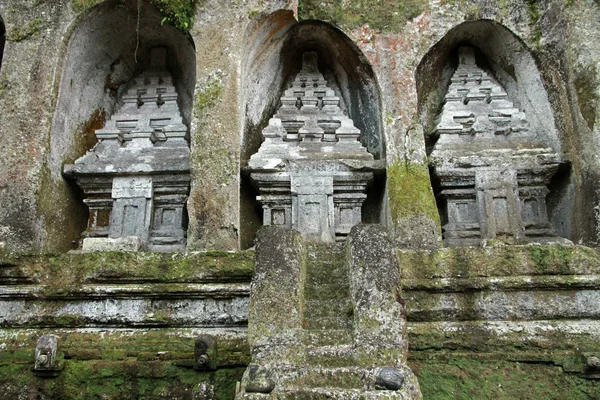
[1,0,599,251]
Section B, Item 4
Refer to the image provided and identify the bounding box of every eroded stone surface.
[237,225,422,399]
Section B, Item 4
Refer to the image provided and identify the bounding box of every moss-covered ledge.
[400,245,600,399]
[0,250,255,286]
[397,244,600,282]
[0,251,254,329]
[0,327,250,400]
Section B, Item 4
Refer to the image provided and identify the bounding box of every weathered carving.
[34,334,63,377]
[64,47,189,252]
[430,47,568,246]
[195,334,218,371]
[247,52,382,242]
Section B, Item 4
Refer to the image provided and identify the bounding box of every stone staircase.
[302,243,353,349]
[237,226,421,399]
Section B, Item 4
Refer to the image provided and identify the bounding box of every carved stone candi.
[247,52,383,242]
[64,47,190,252]
[430,47,568,246]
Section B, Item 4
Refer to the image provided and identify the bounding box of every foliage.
[150,0,198,31]
[6,18,44,42]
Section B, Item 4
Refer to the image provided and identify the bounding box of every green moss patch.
[411,357,600,400]
[0,250,254,291]
[298,0,427,33]
[574,63,599,130]
[388,160,440,226]
[0,328,249,399]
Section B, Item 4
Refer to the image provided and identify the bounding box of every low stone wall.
[0,251,254,399]
[399,245,600,399]
[1,245,599,398]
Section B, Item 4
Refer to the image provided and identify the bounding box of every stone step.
[305,345,356,367]
[303,329,353,346]
[304,299,353,320]
[238,389,407,400]
[304,282,351,300]
[305,264,348,283]
[303,314,352,330]
[281,366,376,391]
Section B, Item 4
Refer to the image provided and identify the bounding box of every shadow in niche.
[417,19,574,244]
[0,16,4,72]
[48,0,195,251]
[239,17,385,249]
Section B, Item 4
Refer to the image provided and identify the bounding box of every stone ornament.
[430,46,568,246]
[247,52,382,242]
[33,334,63,377]
[64,47,190,252]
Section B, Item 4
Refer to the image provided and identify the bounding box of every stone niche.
[429,47,568,246]
[64,47,190,252]
[247,52,384,243]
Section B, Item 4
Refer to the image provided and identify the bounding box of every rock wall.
[0,0,600,398]
[1,0,598,252]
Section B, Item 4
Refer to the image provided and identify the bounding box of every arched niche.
[0,15,5,72]
[240,14,385,248]
[46,0,196,251]
[416,20,561,153]
[417,20,572,243]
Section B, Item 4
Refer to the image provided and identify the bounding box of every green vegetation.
[6,17,44,42]
[387,159,440,225]
[574,63,599,130]
[150,0,199,31]
[71,0,198,32]
[411,357,600,400]
[194,73,224,116]
[298,0,427,33]
[525,0,542,48]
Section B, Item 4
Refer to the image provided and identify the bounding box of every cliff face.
[1,0,599,253]
[0,0,599,398]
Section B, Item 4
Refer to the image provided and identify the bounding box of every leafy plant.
[150,0,198,31]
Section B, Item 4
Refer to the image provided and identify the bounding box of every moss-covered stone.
[398,245,600,282]
[0,250,254,292]
[388,160,438,223]
[574,62,599,130]
[410,357,600,400]
[0,328,249,399]
[298,0,427,33]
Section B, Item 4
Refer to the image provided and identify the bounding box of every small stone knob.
[37,354,49,366]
